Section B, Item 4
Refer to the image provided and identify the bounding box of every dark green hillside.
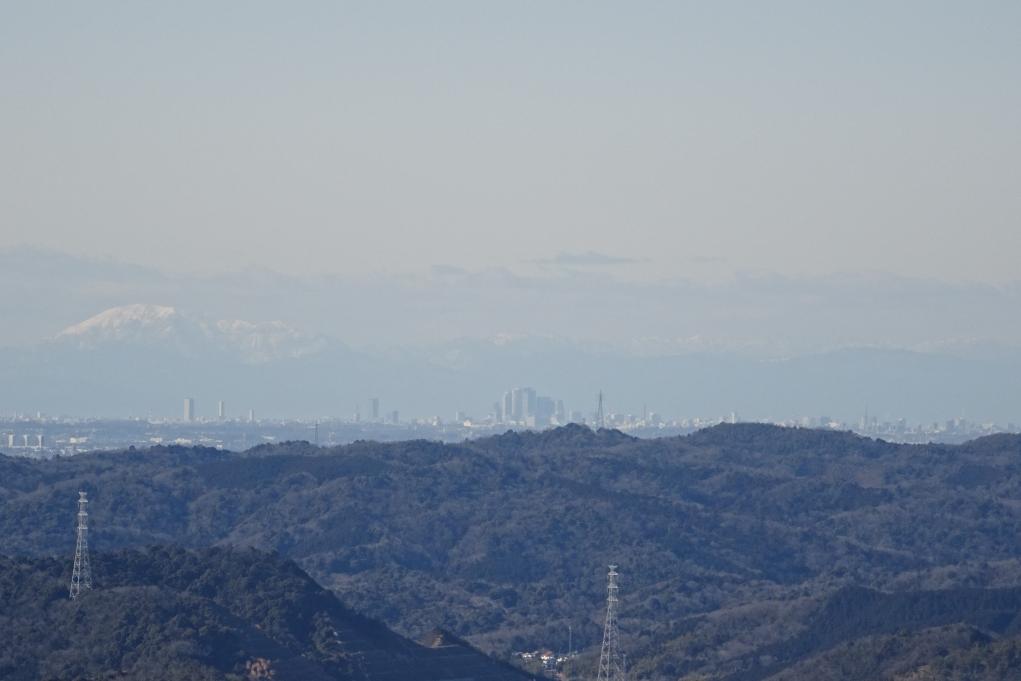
[0,546,529,681]
[3,423,1021,679]
[730,585,1021,680]
[762,625,997,681]
[892,637,1021,681]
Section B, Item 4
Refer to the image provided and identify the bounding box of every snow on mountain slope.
[58,304,181,339]
[56,304,326,363]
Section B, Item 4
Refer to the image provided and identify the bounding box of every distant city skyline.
[1,409,1015,463]
[4,374,1020,449]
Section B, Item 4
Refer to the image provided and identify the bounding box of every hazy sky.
[2,2,1019,281]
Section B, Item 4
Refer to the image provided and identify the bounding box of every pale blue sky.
[2,2,1019,281]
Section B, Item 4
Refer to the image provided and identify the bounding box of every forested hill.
[0,546,531,681]
[3,423,1021,679]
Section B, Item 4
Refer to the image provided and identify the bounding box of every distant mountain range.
[2,301,1021,422]
[2,246,1021,421]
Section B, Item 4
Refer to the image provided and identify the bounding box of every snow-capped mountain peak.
[56,304,326,363]
[57,303,180,339]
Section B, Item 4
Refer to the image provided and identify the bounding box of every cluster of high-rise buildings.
[494,387,572,427]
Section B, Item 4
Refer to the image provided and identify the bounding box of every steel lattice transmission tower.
[69,491,93,600]
[596,565,625,681]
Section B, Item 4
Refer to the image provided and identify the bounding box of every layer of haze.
[2,2,1020,282]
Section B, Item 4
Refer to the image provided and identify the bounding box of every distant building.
[218,400,226,420]
[510,387,536,422]
[183,397,194,422]
[535,396,555,426]
[248,408,255,423]
[523,388,536,420]
[502,392,513,423]
[511,389,524,422]
[371,397,380,421]
[390,410,399,425]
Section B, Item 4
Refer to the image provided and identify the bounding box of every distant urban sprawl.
[2,386,1017,459]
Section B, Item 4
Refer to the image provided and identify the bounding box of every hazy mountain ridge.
[4,247,1021,421]
[4,424,1021,678]
[4,311,1021,422]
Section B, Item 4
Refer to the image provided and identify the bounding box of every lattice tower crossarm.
[596,565,625,681]
[69,491,93,600]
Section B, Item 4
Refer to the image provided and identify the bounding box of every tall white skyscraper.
[218,400,225,420]
[183,397,194,422]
